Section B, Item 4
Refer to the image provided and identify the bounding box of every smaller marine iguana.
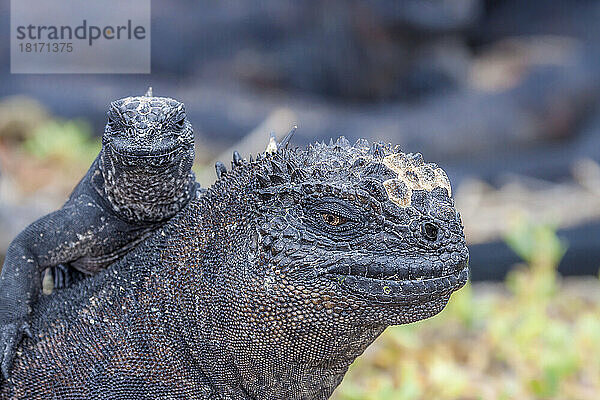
[0,89,199,379]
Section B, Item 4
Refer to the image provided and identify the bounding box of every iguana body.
[1,138,468,399]
[0,92,198,378]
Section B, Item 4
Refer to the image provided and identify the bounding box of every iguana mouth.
[322,258,469,304]
[108,142,184,158]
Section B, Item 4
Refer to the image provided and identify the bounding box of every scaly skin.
[1,137,468,399]
[0,92,198,380]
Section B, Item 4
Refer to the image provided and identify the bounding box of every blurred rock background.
[0,1,599,398]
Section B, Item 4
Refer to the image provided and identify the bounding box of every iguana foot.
[0,319,32,380]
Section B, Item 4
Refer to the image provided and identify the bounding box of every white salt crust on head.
[381,153,452,208]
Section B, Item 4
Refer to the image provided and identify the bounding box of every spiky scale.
[277,126,297,151]
[232,151,243,167]
[291,169,306,183]
[270,160,285,174]
[266,132,278,154]
[215,161,227,179]
[269,173,287,185]
[336,136,350,148]
[256,173,271,187]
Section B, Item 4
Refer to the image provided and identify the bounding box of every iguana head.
[248,137,468,326]
[102,91,194,163]
[99,91,196,222]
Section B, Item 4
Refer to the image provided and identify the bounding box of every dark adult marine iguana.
[0,90,199,379]
[1,137,468,399]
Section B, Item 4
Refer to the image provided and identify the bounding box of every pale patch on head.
[119,96,161,114]
[381,153,452,207]
[382,179,411,207]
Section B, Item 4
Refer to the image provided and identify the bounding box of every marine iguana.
[0,89,199,379]
[1,137,468,399]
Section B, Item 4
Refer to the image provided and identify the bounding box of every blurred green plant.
[333,215,600,400]
[504,215,567,300]
[22,118,100,166]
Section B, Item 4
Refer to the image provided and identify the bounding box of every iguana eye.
[309,198,363,235]
[174,116,186,129]
[321,213,347,226]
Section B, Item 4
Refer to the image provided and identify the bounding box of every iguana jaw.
[105,140,192,170]
[322,263,468,304]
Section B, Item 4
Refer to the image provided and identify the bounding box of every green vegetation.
[22,119,100,166]
[333,216,600,400]
[0,109,101,194]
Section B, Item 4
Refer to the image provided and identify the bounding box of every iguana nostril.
[421,222,438,241]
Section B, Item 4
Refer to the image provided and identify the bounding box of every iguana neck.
[98,149,196,223]
[160,178,386,400]
[218,325,384,400]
